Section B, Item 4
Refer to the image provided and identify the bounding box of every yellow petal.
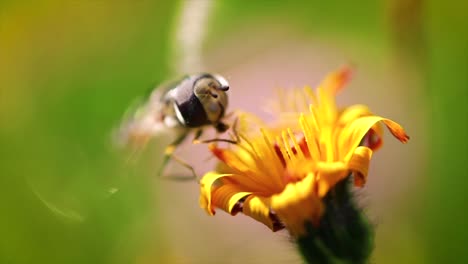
[271,173,324,236]
[319,66,352,95]
[209,144,251,173]
[348,146,373,187]
[314,66,352,124]
[337,104,373,126]
[304,85,318,106]
[210,138,284,193]
[333,104,375,156]
[316,161,348,197]
[199,172,233,216]
[211,184,251,215]
[340,116,409,162]
[361,125,384,151]
[242,195,278,231]
[317,87,338,128]
[243,129,288,192]
[213,159,234,174]
[299,114,321,161]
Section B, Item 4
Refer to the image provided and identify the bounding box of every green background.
[1,0,467,263]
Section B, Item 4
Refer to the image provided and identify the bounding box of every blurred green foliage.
[1,1,177,263]
[1,0,467,263]
[211,1,385,36]
[422,0,468,262]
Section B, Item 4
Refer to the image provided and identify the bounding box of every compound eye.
[208,102,220,113]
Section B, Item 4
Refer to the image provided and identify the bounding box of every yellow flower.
[199,67,409,237]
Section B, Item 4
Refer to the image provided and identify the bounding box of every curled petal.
[199,172,233,216]
[211,184,251,215]
[335,104,384,151]
[383,119,410,143]
[341,116,409,161]
[333,104,383,156]
[361,127,383,151]
[348,146,373,187]
[242,196,281,231]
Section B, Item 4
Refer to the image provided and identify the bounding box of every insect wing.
[115,88,171,149]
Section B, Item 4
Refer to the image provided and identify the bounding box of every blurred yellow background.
[1,1,466,263]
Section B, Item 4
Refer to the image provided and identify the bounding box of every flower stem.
[296,176,374,264]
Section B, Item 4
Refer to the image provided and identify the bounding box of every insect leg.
[163,154,198,181]
[157,132,188,178]
[192,129,204,144]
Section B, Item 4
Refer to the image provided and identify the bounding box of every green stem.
[296,176,374,264]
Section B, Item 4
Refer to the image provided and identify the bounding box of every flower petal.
[211,184,251,215]
[348,146,373,187]
[242,195,279,231]
[200,68,409,238]
[209,138,284,193]
[334,104,380,155]
[337,104,373,126]
[340,116,409,162]
[319,66,353,95]
[316,162,349,197]
[209,144,248,171]
[299,113,321,161]
[199,172,233,216]
[314,66,353,126]
[271,173,324,236]
[361,127,383,151]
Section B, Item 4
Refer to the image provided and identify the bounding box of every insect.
[116,73,236,180]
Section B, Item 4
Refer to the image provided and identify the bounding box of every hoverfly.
[116,73,236,180]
